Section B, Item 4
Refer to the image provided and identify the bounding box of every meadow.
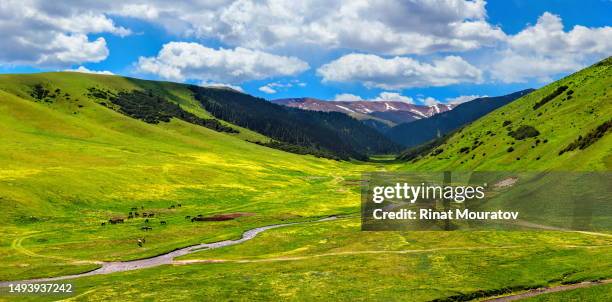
[0,66,610,301]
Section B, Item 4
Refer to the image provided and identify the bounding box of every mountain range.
[404,56,611,170]
[271,98,454,129]
[385,89,534,148]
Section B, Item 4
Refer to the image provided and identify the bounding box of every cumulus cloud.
[64,66,114,75]
[420,97,442,106]
[318,54,483,89]
[333,93,364,102]
[490,13,612,82]
[52,0,503,56]
[333,92,413,103]
[137,42,309,83]
[445,94,486,104]
[200,81,244,92]
[419,94,487,105]
[0,0,129,67]
[371,92,414,103]
[258,85,277,94]
[258,81,305,94]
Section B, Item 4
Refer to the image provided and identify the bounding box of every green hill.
[0,72,399,161]
[386,89,533,148]
[400,57,612,171]
[0,71,376,280]
[0,66,610,301]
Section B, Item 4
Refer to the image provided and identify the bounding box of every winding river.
[0,216,338,286]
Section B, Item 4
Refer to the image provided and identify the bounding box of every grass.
[407,57,612,171]
[0,73,372,281]
[522,283,612,301]
[6,218,612,301]
[0,67,610,301]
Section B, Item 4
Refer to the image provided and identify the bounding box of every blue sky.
[1,0,610,105]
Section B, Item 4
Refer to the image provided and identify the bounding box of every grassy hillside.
[402,57,612,171]
[0,72,378,280]
[387,89,533,148]
[190,86,401,160]
[0,68,610,301]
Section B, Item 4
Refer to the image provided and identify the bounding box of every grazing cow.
[145,219,149,223]
[169,205,175,209]
[101,222,106,226]
[177,204,182,207]
[185,215,191,219]
[131,207,137,211]
[108,218,124,224]
[141,226,152,231]
[137,239,143,247]
[135,212,140,217]
[160,221,167,225]
[148,213,154,218]
[128,214,133,219]
[197,214,203,217]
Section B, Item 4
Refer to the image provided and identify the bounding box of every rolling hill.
[189,88,401,160]
[0,62,611,301]
[400,56,612,171]
[0,71,377,281]
[0,73,400,161]
[386,89,534,147]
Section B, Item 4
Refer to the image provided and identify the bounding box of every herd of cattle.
[100,204,248,247]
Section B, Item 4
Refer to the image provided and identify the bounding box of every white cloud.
[215,0,503,55]
[258,81,305,94]
[333,92,413,103]
[136,42,309,83]
[318,54,483,89]
[333,93,364,102]
[0,0,129,67]
[114,4,160,20]
[55,0,503,56]
[490,12,612,82]
[258,85,277,94]
[200,81,244,92]
[5,2,610,89]
[420,97,441,106]
[371,92,414,104]
[64,66,114,75]
[445,95,486,104]
[419,95,486,105]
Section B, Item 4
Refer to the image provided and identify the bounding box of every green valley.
[0,57,611,301]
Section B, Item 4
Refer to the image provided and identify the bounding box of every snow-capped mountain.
[271,98,454,125]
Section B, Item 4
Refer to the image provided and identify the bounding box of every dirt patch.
[483,279,612,301]
[493,177,518,189]
[191,212,255,222]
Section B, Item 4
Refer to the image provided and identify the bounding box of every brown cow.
[108,218,124,224]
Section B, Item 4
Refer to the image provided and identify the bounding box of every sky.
[0,0,610,105]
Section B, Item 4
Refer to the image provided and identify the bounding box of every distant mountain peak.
[270,97,456,126]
